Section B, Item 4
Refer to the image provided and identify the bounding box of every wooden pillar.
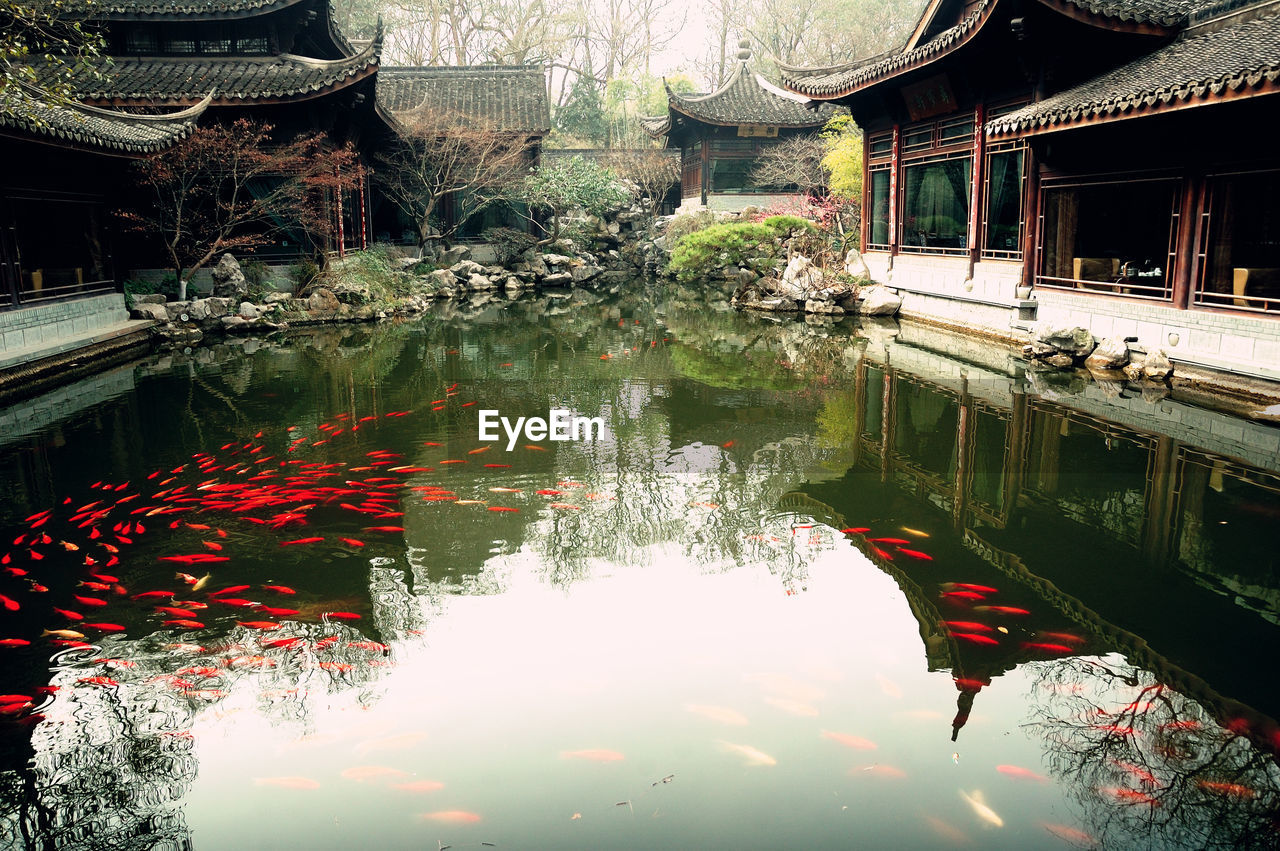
[967,104,986,277]
[359,176,368,250]
[1140,436,1178,564]
[700,130,710,207]
[1020,144,1041,291]
[953,384,972,530]
[1171,173,1201,309]
[881,367,895,483]
[889,124,901,259]
[1000,391,1029,525]
[861,130,872,250]
[335,170,346,260]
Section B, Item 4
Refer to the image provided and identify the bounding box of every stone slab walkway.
[0,319,156,373]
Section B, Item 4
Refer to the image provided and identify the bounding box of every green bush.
[293,258,322,292]
[668,222,780,283]
[761,215,818,238]
[123,274,179,307]
[664,209,722,243]
[483,227,537,265]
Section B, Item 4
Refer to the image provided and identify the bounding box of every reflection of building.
[641,42,835,212]
[782,0,1280,382]
[798,329,1280,751]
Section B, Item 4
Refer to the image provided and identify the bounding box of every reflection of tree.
[1026,657,1280,849]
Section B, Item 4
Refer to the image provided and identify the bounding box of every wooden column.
[1020,144,1041,291]
[967,104,986,277]
[889,124,901,258]
[1140,436,1178,564]
[861,130,872,250]
[953,384,971,530]
[700,130,710,207]
[1171,173,1201,309]
[881,367,895,483]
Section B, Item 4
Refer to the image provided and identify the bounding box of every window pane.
[236,34,269,53]
[125,28,157,53]
[1200,171,1280,307]
[902,158,971,249]
[164,33,196,54]
[870,169,890,246]
[984,150,1023,252]
[1042,181,1175,287]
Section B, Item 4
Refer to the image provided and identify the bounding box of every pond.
[1,285,1278,849]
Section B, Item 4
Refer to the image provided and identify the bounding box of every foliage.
[483,226,538,265]
[292,258,322,292]
[820,113,862,201]
[603,73,695,147]
[555,76,608,147]
[514,156,629,243]
[375,107,531,253]
[749,133,830,194]
[605,150,677,214]
[1,0,105,122]
[119,119,363,300]
[122,274,179,307]
[761,215,818,238]
[667,222,779,283]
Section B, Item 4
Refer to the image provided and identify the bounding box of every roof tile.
[377,66,550,134]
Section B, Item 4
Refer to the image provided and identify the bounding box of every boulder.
[449,260,487,279]
[804,299,845,316]
[540,253,577,271]
[329,279,372,305]
[262,292,293,305]
[857,286,902,317]
[843,249,871,280]
[1033,325,1096,359]
[514,251,550,277]
[437,245,471,266]
[776,256,823,299]
[426,269,455,290]
[210,253,248,299]
[307,288,340,312]
[1084,337,1129,371]
[1141,348,1174,381]
[132,293,167,305]
[238,301,261,320]
[542,272,574,287]
[570,263,602,283]
[130,303,168,321]
[164,301,191,322]
[1045,353,1076,369]
[741,297,798,312]
[467,273,495,291]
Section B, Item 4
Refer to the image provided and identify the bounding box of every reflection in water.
[0,285,1277,848]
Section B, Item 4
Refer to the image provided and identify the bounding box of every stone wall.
[0,293,130,356]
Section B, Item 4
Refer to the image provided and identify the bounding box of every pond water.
[1,285,1278,849]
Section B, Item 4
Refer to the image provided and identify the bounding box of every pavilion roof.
[376,66,551,134]
[0,85,209,154]
[76,0,308,20]
[987,8,1280,136]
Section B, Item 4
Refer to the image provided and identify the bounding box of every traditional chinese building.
[374,65,551,239]
[782,0,1280,383]
[642,43,836,212]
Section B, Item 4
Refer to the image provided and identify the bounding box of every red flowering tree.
[120,119,365,300]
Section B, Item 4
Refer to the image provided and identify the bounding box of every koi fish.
[238,621,281,630]
[1040,823,1097,846]
[944,621,993,632]
[209,585,250,597]
[390,780,445,792]
[74,596,107,608]
[42,629,85,639]
[363,526,405,532]
[960,789,1004,827]
[1196,780,1255,797]
[0,639,32,647]
[280,537,324,546]
[898,548,933,560]
[0,594,18,611]
[77,676,119,687]
[133,590,175,600]
[156,607,198,618]
[717,741,777,766]
[561,749,625,762]
[339,538,365,547]
[53,608,84,621]
[84,623,126,632]
[1098,787,1160,806]
[953,633,999,646]
[262,585,296,595]
[869,537,912,545]
[942,591,985,601]
[549,503,582,510]
[1036,632,1086,644]
[258,607,299,617]
[972,606,1030,615]
[822,730,877,750]
[324,612,361,621]
[840,527,871,534]
[163,620,205,629]
[996,765,1046,782]
[488,506,519,512]
[953,678,989,690]
[264,637,303,649]
[1023,642,1075,654]
[417,811,481,824]
[488,487,522,494]
[1111,760,1158,786]
[468,446,491,455]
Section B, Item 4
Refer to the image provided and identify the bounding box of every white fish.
[764,696,819,717]
[717,740,777,766]
[685,704,749,726]
[960,789,1003,827]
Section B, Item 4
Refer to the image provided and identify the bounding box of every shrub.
[483,227,538,265]
[761,215,818,238]
[668,222,780,283]
[663,209,722,243]
[293,258,322,293]
[123,274,179,307]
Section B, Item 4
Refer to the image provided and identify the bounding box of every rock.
[741,297,798,312]
[1123,361,1144,381]
[776,256,823,299]
[329,280,372,305]
[1034,325,1096,359]
[467,273,495,291]
[542,272,574,287]
[570,263,602,283]
[843,249,871,280]
[393,257,421,272]
[262,292,293,305]
[738,205,762,220]
[238,301,261,319]
[514,251,550,277]
[426,269,454,290]
[540,253,576,271]
[210,253,247,299]
[836,291,860,312]
[1140,381,1170,403]
[437,245,471,266]
[804,299,845,316]
[1084,337,1129,371]
[132,293,167,305]
[857,286,902,317]
[164,301,191,322]
[1141,348,1174,381]
[220,315,249,330]
[130,303,168,321]
[1045,353,1076,369]
[307,288,340,312]
[449,260,486,279]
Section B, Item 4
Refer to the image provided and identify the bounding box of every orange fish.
[133,590,175,600]
[1041,823,1097,845]
[0,639,32,647]
[840,527,871,534]
[1099,787,1160,806]
[324,612,361,621]
[488,506,519,513]
[897,548,933,560]
[390,780,445,792]
[280,537,324,546]
[163,619,205,629]
[209,585,250,597]
[996,764,1046,782]
[973,606,1030,615]
[339,538,365,547]
[942,591,985,601]
[262,585,296,595]
[1023,643,1075,654]
[238,621,281,630]
[1196,780,1255,798]
[944,621,992,632]
[84,623,126,632]
[952,633,999,646]
[0,594,18,612]
[417,811,481,824]
[74,596,107,608]
[821,730,877,750]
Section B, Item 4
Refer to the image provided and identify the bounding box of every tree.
[1,0,105,122]
[606,150,677,214]
[820,113,862,201]
[514,155,630,243]
[374,107,532,254]
[120,119,364,300]
[555,75,608,146]
[750,133,830,195]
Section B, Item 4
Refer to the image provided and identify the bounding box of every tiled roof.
[86,0,304,19]
[64,39,380,105]
[377,66,550,134]
[0,84,208,153]
[988,10,1280,135]
[641,60,834,138]
[781,0,995,98]
[1051,0,1206,26]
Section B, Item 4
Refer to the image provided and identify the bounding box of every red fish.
[952,633,999,646]
[897,548,933,560]
[941,591,985,601]
[258,607,299,617]
[950,583,999,594]
[163,619,206,628]
[160,555,230,564]
[953,678,989,690]
[264,637,303,649]
[209,585,250,597]
[237,621,281,630]
[1036,631,1085,645]
[363,526,404,533]
[973,606,1030,615]
[944,621,993,632]
[53,608,84,621]
[262,585,296,595]
[1098,787,1159,806]
[85,623,126,632]
[488,507,519,513]
[324,612,361,621]
[0,639,32,647]
[840,527,871,534]
[133,591,175,600]
[74,596,107,608]
[996,764,1046,782]
[339,538,365,547]
[0,594,18,612]
[418,811,481,824]
[213,598,256,608]
[280,537,324,546]
[1196,780,1255,798]
[156,607,198,617]
[535,489,563,496]
[869,537,912,545]
[484,464,511,468]
[1023,642,1075,654]
[77,676,119,687]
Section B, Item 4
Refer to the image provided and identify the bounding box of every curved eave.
[781,0,999,100]
[987,68,1280,138]
[0,91,211,156]
[1035,0,1185,34]
[93,0,309,22]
